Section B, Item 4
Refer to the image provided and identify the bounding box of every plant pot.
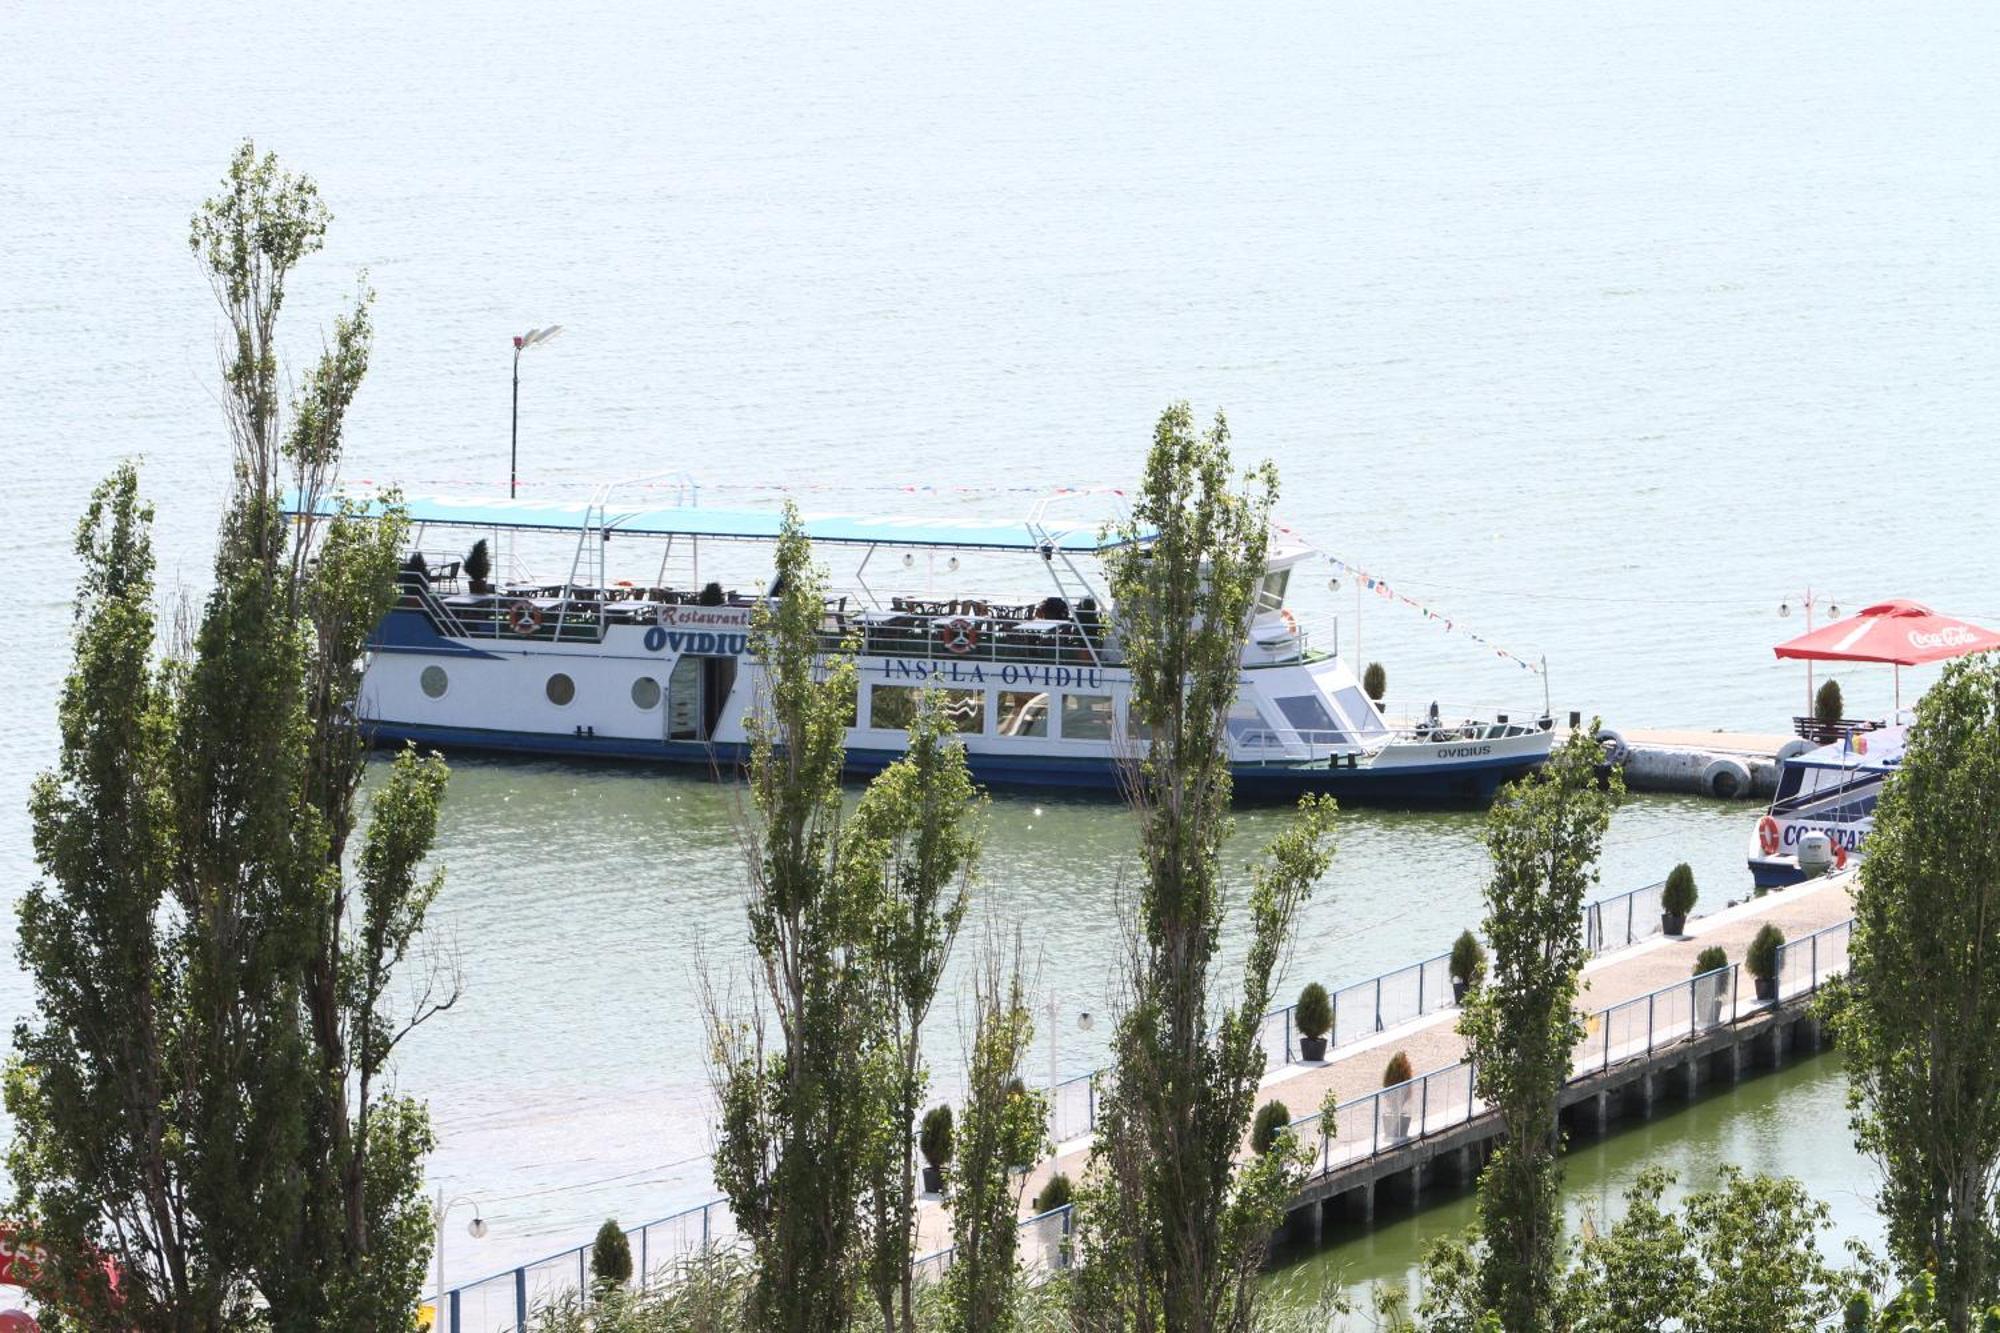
[1389,1112,1413,1140]
[1661,912,1686,937]
[1754,975,1777,1003]
[1705,995,1724,1027]
[922,1164,945,1195]
[1452,979,1468,1005]
[1299,1035,1328,1062]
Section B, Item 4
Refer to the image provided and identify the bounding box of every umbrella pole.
[1895,665,1901,715]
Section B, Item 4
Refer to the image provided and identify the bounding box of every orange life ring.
[1757,815,1781,857]
[939,617,980,655]
[508,600,544,636]
[1833,841,1849,871]
[1280,608,1299,637]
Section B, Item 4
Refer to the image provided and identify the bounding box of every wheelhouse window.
[996,691,1049,737]
[1274,694,1348,746]
[1061,694,1115,741]
[1255,568,1291,614]
[1227,699,1281,750]
[870,685,983,734]
[1330,685,1389,739]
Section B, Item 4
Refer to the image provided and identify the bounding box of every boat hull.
[361,720,1543,807]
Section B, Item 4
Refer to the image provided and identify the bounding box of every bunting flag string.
[1318,552,1544,676]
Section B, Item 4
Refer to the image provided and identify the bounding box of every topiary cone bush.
[1747,922,1786,1002]
[1661,862,1697,935]
[1032,1172,1073,1214]
[1363,661,1388,702]
[920,1103,953,1193]
[1252,1099,1292,1156]
[1815,678,1844,726]
[1295,982,1333,1060]
[1693,945,1728,976]
[1382,1050,1416,1139]
[464,537,492,593]
[591,1217,634,1287]
[1383,1050,1413,1087]
[1449,930,1486,1002]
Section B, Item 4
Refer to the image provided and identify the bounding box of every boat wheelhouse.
[296,484,1555,804]
[1745,725,1904,888]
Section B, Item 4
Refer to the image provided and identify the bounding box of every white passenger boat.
[294,485,1555,804]
[1746,725,1904,889]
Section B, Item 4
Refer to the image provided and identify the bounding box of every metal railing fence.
[438,907,1854,1330]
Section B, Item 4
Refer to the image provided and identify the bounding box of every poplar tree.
[1455,727,1620,1331]
[844,703,981,1333]
[1834,655,2000,1333]
[939,939,1047,1333]
[8,143,455,1330]
[709,504,891,1333]
[1071,403,1337,1333]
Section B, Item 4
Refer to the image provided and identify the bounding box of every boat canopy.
[286,492,1149,554]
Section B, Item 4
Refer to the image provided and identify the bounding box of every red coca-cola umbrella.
[1775,599,2000,709]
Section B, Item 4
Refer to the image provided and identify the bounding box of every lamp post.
[510,325,564,498]
[1778,589,1840,717]
[433,1188,489,1329]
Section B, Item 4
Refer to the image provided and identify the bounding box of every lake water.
[4,0,1990,1289]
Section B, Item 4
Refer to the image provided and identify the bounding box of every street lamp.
[1779,589,1841,717]
[510,325,564,498]
[433,1188,489,1325]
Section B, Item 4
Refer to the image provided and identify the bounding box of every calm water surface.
[5,0,1990,1286]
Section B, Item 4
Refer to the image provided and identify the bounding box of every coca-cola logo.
[1908,626,1979,650]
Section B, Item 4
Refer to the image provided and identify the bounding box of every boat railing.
[1376,700,1551,743]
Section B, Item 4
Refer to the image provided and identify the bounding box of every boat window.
[871,685,983,734]
[1773,766,1805,803]
[1255,568,1291,614]
[1274,695,1349,746]
[1126,702,1152,742]
[1061,694,1115,741]
[631,676,662,710]
[1227,699,1282,750]
[545,673,576,706]
[1330,685,1389,739]
[420,665,449,699]
[996,691,1050,738]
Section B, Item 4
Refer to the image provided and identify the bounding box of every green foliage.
[1694,946,1729,976]
[1032,1173,1073,1215]
[1451,930,1487,987]
[1832,655,2000,1332]
[7,145,451,1331]
[1456,726,1622,1331]
[465,536,491,586]
[1663,862,1698,918]
[921,1105,954,1170]
[1384,1051,1414,1087]
[1747,923,1785,980]
[1363,661,1388,702]
[1252,1101,1293,1156]
[1817,678,1845,724]
[1295,982,1333,1040]
[593,1218,636,1286]
[1558,1167,1854,1331]
[708,503,888,1333]
[1070,404,1337,1333]
[940,941,1046,1333]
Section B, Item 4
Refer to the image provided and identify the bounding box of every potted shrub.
[1747,923,1785,1003]
[1252,1099,1292,1156]
[1661,863,1697,937]
[1363,661,1388,703]
[1449,930,1486,1004]
[464,537,493,595]
[591,1218,633,1288]
[1815,678,1844,727]
[1032,1172,1073,1214]
[920,1104,953,1195]
[1693,945,1729,1025]
[1382,1050,1415,1140]
[1295,982,1333,1061]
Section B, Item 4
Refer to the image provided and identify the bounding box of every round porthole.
[631,676,662,710]
[545,672,576,706]
[420,665,449,699]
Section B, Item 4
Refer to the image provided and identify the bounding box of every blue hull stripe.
[360,721,1541,806]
